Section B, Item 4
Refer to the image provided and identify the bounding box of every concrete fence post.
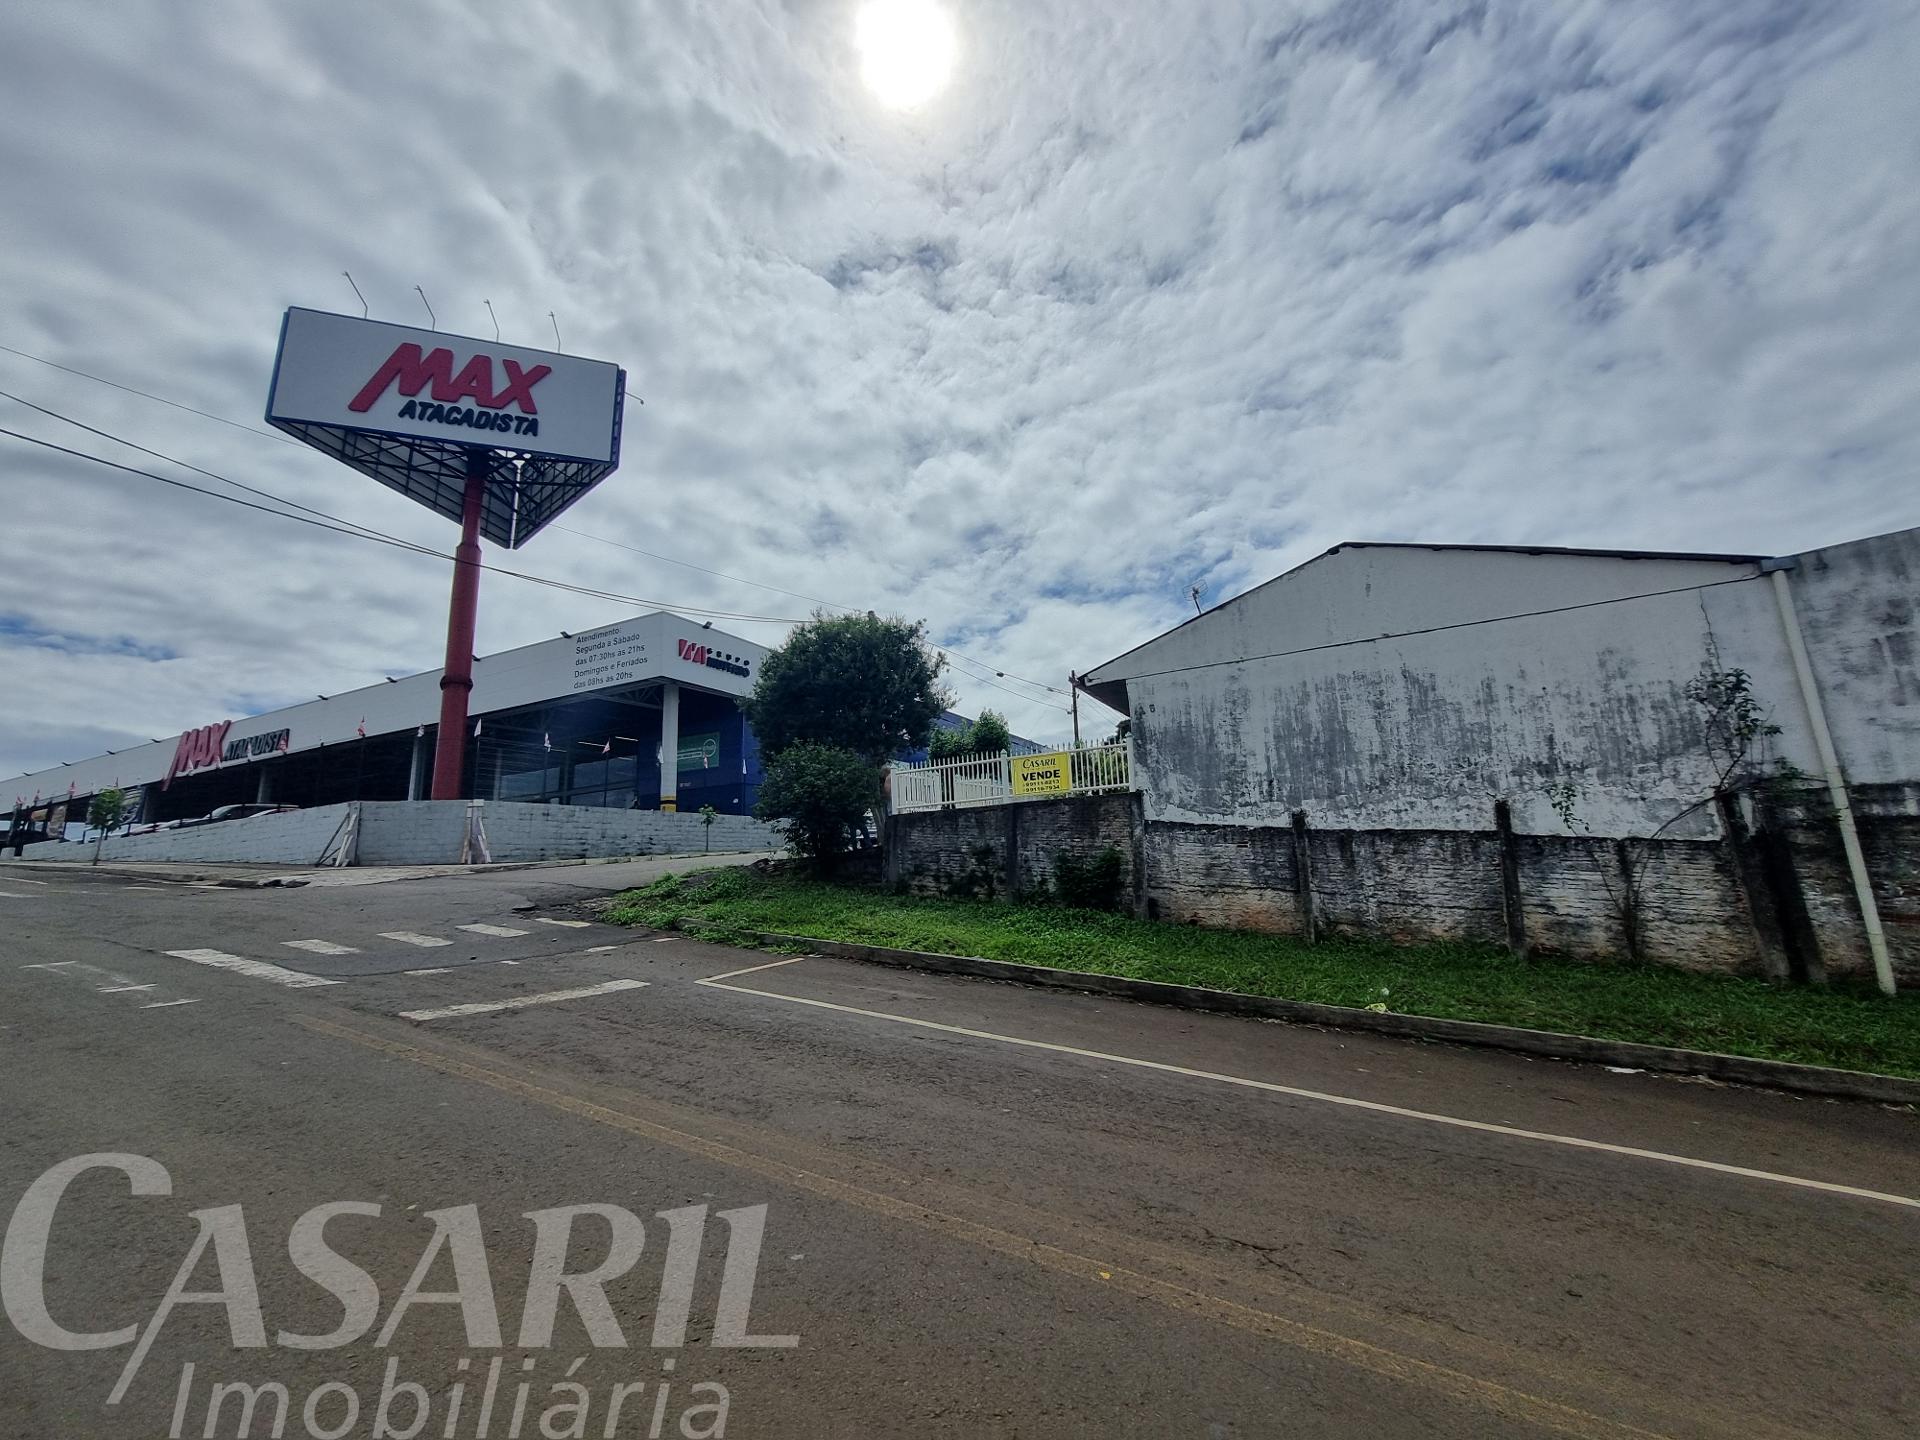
[1494,800,1527,958]
[1290,810,1316,943]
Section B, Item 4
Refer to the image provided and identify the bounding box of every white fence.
[889,742,1133,815]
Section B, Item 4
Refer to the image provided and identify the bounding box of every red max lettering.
[164,721,232,790]
[348,344,552,416]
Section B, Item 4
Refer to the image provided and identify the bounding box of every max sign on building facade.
[164,723,290,789]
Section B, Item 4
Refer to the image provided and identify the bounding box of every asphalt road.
[0,862,1914,1439]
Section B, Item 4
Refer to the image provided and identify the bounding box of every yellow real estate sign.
[1011,750,1072,796]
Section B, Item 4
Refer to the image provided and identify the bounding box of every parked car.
[175,803,300,828]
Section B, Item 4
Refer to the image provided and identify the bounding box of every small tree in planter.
[86,788,128,866]
[699,803,717,853]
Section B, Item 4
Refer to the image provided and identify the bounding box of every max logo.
[164,722,230,790]
[678,639,751,678]
[348,344,551,415]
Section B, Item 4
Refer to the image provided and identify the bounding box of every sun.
[855,0,958,109]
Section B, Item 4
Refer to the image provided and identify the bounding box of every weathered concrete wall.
[1089,532,1920,848]
[886,789,1916,984]
[887,794,1140,903]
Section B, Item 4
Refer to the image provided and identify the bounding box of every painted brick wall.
[55,804,357,866]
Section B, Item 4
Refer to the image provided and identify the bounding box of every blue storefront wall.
[476,687,761,815]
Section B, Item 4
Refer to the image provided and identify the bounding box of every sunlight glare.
[855,0,957,109]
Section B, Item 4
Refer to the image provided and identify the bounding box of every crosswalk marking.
[283,939,360,956]
[380,932,452,948]
[167,949,342,989]
[399,978,648,1023]
[457,924,529,938]
[536,918,592,928]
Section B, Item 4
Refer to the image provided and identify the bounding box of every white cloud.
[2,0,1916,777]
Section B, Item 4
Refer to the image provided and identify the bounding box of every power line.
[0,424,811,624]
[0,342,1073,704]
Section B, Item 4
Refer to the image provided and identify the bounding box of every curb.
[681,925,1920,1106]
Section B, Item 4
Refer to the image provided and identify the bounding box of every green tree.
[928,709,1013,759]
[755,742,881,871]
[698,803,717,853]
[86,787,127,867]
[968,710,1012,755]
[742,612,948,762]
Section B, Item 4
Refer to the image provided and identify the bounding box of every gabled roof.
[1075,537,1764,712]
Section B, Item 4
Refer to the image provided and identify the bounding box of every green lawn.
[605,869,1920,1081]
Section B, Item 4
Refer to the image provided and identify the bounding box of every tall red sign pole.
[430,451,490,800]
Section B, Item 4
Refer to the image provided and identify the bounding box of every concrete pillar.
[407,732,430,801]
[658,681,680,812]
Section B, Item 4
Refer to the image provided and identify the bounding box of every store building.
[5,610,771,834]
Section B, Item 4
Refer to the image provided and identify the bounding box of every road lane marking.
[398,978,648,1022]
[585,945,618,953]
[537,918,592,928]
[381,931,452,948]
[296,1013,1688,1440]
[697,967,1920,1212]
[8,877,50,885]
[698,957,806,984]
[22,961,80,969]
[458,924,529,938]
[405,967,453,977]
[166,949,342,989]
[98,984,157,994]
[141,998,200,1009]
[283,939,360,955]
[650,936,675,943]
[0,891,33,898]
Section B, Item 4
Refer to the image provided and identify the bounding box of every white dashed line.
[98,984,157,994]
[585,945,618,953]
[399,978,649,1023]
[536,918,592,928]
[650,937,675,943]
[21,961,80,970]
[141,998,201,1009]
[404,967,453,977]
[9,877,51,885]
[458,924,529,938]
[166,949,342,989]
[0,892,32,899]
[380,932,453,948]
[283,939,360,956]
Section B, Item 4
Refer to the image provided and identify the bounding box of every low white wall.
[358,801,782,864]
[21,804,358,866]
[15,801,781,866]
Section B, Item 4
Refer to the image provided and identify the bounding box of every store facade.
[4,611,768,835]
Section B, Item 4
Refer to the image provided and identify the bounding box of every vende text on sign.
[1011,751,1073,796]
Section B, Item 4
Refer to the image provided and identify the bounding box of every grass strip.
[606,869,1920,1080]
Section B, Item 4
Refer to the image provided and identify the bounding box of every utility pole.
[1069,672,1081,748]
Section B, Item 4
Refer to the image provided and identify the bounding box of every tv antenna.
[341,271,368,319]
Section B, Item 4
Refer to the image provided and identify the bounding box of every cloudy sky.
[3,0,1916,780]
